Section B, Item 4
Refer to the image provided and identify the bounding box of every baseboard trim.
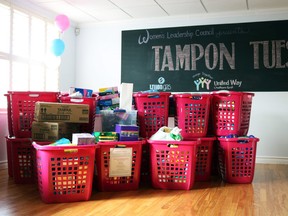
[256,156,288,164]
[0,161,8,170]
[1,157,288,165]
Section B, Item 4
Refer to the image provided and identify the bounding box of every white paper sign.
[109,147,132,177]
[119,83,133,111]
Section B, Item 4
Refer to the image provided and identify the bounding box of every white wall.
[75,10,288,164]
[59,27,77,92]
[0,111,9,163]
[249,92,288,162]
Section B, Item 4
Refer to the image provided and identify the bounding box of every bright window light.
[12,10,29,58]
[0,1,60,109]
[0,4,10,53]
[12,61,29,90]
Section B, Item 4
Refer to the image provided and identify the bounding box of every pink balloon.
[55,14,70,32]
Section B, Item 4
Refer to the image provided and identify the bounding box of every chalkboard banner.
[121,20,288,92]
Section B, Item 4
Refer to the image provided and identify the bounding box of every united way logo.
[194,77,211,91]
[193,72,213,91]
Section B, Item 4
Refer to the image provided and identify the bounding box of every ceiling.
[19,0,288,24]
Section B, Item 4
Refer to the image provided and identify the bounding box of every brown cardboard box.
[34,102,89,123]
[32,121,80,141]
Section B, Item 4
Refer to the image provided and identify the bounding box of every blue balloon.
[51,39,65,56]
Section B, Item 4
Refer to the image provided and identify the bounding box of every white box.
[72,133,95,145]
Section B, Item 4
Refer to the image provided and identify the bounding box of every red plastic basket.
[211,91,254,136]
[186,137,216,181]
[6,136,13,177]
[174,93,211,139]
[239,93,254,136]
[6,137,35,184]
[140,141,150,185]
[133,92,171,138]
[217,137,259,184]
[8,91,60,138]
[148,139,200,190]
[4,94,14,137]
[59,96,97,133]
[32,142,96,203]
[95,140,145,192]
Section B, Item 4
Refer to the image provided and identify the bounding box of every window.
[0,1,60,109]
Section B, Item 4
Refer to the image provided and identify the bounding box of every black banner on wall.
[121,20,288,92]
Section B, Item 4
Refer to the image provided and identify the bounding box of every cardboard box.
[115,124,139,141]
[72,133,95,145]
[32,122,80,141]
[34,102,89,123]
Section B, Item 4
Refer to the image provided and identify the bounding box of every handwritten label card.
[109,147,132,177]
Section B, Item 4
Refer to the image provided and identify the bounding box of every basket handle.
[64,149,78,153]
[147,93,160,98]
[115,144,127,148]
[236,137,260,144]
[237,139,249,144]
[189,95,202,100]
[213,90,231,97]
[28,93,41,98]
[167,144,178,148]
[67,98,84,103]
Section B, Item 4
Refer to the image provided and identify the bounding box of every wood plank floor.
[0,163,287,216]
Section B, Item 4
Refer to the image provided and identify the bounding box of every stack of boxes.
[32,101,90,142]
[5,90,98,184]
[29,88,98,203]
[95,86,139,142]
[5,91,59,183]
[93,85,142,192]
[94,86,120,133]
[97,86,120,110]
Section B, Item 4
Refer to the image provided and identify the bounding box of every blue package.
[75,88,93,97]
[115,124,139,141]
